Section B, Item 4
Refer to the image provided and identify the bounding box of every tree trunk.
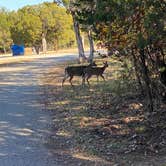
[3,45,6,54]
[139,48,154,112]
[42,33,47,53]
[87,29,94,63]
[82,32,85,49]
[34,45,40,54]
[131,48,144,94]
[72,14,86,63]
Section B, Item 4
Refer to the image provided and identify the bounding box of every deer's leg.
[86,75,91,86]
[69,76,74,86]
[62,74,70,87]
[82,75,86,86]
[100,74,105,81]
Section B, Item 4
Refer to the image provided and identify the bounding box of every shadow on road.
[0,55,110,165]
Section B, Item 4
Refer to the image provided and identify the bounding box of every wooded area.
[0,0,165,164]
[53,0,166,161]
[0,2,75,53]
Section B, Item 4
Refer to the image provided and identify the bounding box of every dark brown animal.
[62,62,97,86]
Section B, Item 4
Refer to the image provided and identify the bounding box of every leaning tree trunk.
[72,14,86,63]
[87,29,95,63]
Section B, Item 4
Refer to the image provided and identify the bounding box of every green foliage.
[0,2,75,50]
[159,66,166,72]
[10,7,42,46]
[0,8,12,52]
[41,3,75,48]
[137,33,147,49]
[72,0,165,51]
[71,0,166,113]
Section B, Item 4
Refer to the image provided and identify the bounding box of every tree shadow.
[0,56,113,165]
[40,64,148,165]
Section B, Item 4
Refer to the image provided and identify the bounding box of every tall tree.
[9,2,75,53]
[54,0,87,62]
[72,0,97,62]
[10,6,42,47]
[0,8,12,53]
[71,0,166,112]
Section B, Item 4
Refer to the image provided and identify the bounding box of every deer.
[62,62,97,87]
[83,61,108,85]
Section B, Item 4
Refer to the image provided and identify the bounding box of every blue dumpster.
[11,45,24,56]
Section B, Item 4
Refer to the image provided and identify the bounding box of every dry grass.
[39,57,166,165]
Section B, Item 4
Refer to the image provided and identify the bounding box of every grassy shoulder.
[40,57,166,165]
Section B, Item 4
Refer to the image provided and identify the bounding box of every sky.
[0,0,53,11]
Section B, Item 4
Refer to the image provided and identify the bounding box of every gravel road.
[0,54,77,166]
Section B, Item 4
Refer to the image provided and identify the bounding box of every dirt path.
[0,55,104,166]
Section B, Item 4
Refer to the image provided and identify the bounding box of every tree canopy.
[71,0,166,111]
[0,2,75,53]
[0,8,12,53]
